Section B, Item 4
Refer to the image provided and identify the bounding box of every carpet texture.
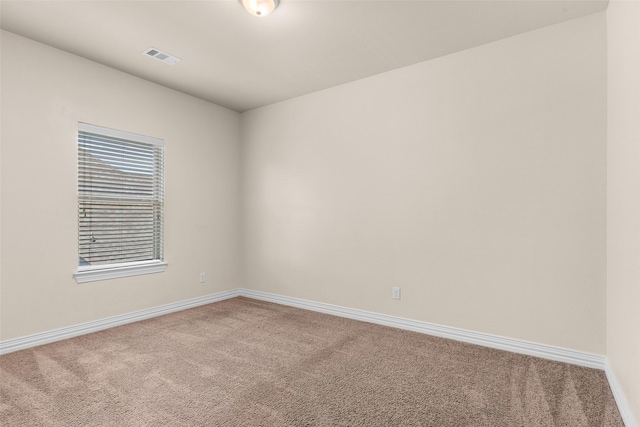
[0,297,624,426]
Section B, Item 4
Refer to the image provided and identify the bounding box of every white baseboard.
[239,288,607,370]
[1,287,633,426]
[240,289,640,425]
[0,287,606,369]
[0,289,241,355]
[605,361,638,427]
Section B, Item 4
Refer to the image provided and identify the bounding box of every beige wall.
[0,31,241,340]
[607,0,640,423]
[241,14,608,354]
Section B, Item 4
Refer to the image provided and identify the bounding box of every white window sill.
[74,261,167,284]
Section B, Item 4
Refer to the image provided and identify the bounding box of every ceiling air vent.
[143,47,181,65]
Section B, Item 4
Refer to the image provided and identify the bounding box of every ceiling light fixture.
[241,0,279,17]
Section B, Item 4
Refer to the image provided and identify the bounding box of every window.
[74,123,166,283]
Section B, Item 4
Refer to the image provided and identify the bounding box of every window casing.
[74,123,166,283]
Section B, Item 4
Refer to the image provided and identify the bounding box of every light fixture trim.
[241,0,279,17]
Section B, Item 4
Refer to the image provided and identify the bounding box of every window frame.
[73,123,167,284]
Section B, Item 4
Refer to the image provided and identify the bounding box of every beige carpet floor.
[0,297,624,426]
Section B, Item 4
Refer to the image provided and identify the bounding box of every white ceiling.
[1,0,608,112]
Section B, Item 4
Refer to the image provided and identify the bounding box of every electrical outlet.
[392,287,401,300]
[199,272,206,283]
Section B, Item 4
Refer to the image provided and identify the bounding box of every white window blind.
[77,123,164,273]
